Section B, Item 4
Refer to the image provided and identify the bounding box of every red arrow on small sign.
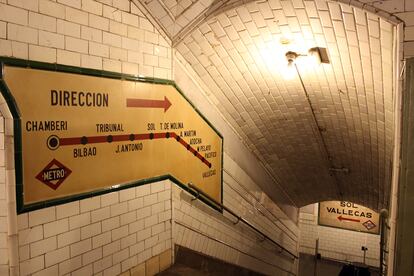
[126,96,172,112]
[337,215,360,223]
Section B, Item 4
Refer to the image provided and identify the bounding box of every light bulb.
[282,61,297,80]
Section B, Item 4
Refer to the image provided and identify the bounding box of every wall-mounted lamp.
[283,51,300,80]
[283,47,329,80]
[285,47,330,67]
[285,51,300,65]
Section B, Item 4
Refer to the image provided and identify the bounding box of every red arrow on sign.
[126,96,172,112]
[337,215,360,223]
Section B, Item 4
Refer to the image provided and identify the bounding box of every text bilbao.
[325,201,373,218]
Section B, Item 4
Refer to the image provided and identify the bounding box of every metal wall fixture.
[284,48,346,197]
[187,183,298,260]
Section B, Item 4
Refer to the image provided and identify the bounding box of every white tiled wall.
[0,103,300,276]
[0,56,301,276]
[169,39,300,275]
[173,50,299,223]
[5,172,298,276]
[0,1,302,275]
[0,1,173,274]
[0,116,8,276]
[173,153,299,275]
[17,180,172,276]
[298,204,380,268]
[369,2,413,274]
[0,0,172,79]
[398,10,414,58]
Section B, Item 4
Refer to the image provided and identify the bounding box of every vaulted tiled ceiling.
[137,0,395,211]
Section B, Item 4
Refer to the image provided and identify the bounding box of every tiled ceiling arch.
[137,0,396,211]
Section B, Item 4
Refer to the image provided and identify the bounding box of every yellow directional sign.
[318,201,379,234]
[3,66,222,208]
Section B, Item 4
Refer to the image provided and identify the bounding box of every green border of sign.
[317,203,379,235]
[0,57,224,214]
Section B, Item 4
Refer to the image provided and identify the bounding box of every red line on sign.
[112,134,131,142]
[60,137,82,146]
[337,215,360,223]
[57,132,212,168]
[135,133,150,140]
[152,132,166,139]
[88,136,108,143]
[126,96,172,112]
[178,137,188,147]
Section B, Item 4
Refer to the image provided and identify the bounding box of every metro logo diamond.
[36,159,72,190]
[362,220,376,231]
